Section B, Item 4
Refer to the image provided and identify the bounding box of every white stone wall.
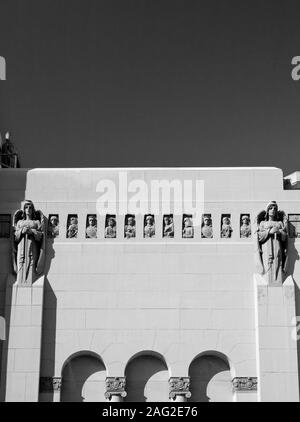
[0,167,299,402]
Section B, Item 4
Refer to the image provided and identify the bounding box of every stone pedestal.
[254,274,299,402]
[169,377,191,402]
[105,377,127,402]
[2,276,45,402]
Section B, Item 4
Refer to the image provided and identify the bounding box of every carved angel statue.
[12,200,46,285]
[255,201,288,284]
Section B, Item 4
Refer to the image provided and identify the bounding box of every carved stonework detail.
[144,215,155,238]
[105,377,127,399]
[47,214,59,238]
[255,201,288,285]
[240,215,251,238]
[232,377,257,392]
[201,214,213,238]
[124,215,136,239]
[13,200,46,286]
[40,377,62,393]
[67,215,78,238]
[221,215,233,238]
[169,377,191,400]
[105,215,117,239]
[86,214,97,239]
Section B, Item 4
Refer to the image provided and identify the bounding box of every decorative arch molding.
[60,349,106,375]
[60,350,107,402]
[124,350,170,402]
[125,350,170,376]
[189,350,235,378]
[188,350,234,402]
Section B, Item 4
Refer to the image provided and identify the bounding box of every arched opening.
[188,351,233,402]
[125,351,169,402]
[61,351,106,402]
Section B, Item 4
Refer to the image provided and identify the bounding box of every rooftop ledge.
[3,166,300,171]
[26,166,281,171]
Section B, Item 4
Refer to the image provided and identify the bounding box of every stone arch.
[188,351,233,402]
[125,351,169,402]
[60,350,106,402]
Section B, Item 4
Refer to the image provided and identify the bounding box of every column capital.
[105,377,127,400]
[40,376,62,393]
[169,377,191,400]
[232,377,257,392]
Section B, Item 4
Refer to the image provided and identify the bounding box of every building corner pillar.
[4,276,45,402]
[254,274,299,402]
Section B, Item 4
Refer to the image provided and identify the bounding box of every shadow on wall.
[0,168,30,401]
[38,231,58,401]
[0,316,5,390]
[291,244,300,398]
[285,236,300,280]
[38,276,57,401]
[60,352,106,402]
[188,352,232,402]
[285,236,300,396]
[125,352,169,402]
[294,282,300,398]
[0,280,13,402]
[0,317,4,341]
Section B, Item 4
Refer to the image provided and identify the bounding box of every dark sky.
[0,0,300,174]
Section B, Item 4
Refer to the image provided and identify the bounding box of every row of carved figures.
[11,200,291,286]
[46,213,252,239]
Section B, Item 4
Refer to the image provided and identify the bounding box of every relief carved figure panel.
[221,215,233,238]
[105,215,117,238]
[144,215,155,238]
[86,214,97,239]
[182,215,194,239]
[163,214,174,238]
[13,200,46,285]
[124,215,136,239]
[67,215,78,239]
[201,214,213,238]
[240,214,251,238]
[47,214,59,238]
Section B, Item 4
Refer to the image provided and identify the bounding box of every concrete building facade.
[0,167,299,402]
